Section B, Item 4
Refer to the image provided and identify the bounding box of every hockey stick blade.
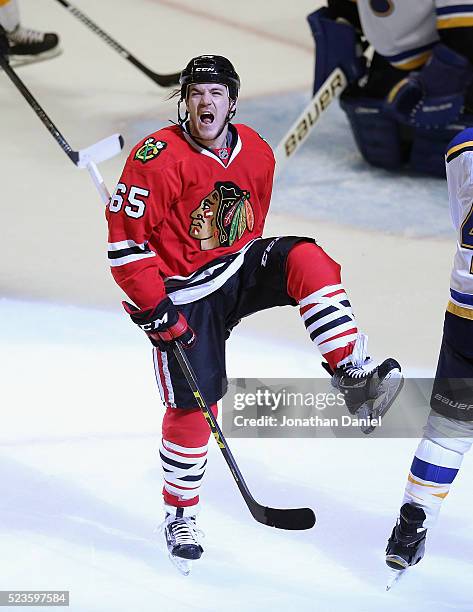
[77,134,124,168]
[54,0,180,87]
[252,504,316,531]
[135,62,180,88]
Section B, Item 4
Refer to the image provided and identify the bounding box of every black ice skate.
[7,26,61,67]
[386,503,427,571]
[385,503,427,590]
[162,508,203,576]
[329,357,403,434]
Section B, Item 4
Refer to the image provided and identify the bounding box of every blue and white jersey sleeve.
[357,0,473,70]
[445,128,473,319]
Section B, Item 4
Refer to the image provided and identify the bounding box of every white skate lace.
[337,332,370,369]
[343,359,377,379]
[335,333,378,378]
[171,518,201,545]
[159,515,204,546]
[9,27,45,44]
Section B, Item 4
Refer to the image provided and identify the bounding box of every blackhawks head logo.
[189,182,255,251]
[134,137,167,163]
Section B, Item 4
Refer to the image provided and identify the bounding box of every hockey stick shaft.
[1,53,124,167]
[0,53,79,164]
[274,67,347,175]
[87,159,111,205]
[53,0,180,87]
[172,341,316,530]
[172,342,254,498]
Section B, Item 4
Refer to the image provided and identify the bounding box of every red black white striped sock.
[160,405,217,513]
[160,438,208,513]
[299,283,358,369]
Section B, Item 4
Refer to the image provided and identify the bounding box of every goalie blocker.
[308,6,473,177]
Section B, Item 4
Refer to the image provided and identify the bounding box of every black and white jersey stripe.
[165,239,258,305]
[108,239,156,267]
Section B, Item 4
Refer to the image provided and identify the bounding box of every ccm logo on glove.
[123,297,195,349]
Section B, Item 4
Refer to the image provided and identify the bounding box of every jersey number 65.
[109,183,149,219]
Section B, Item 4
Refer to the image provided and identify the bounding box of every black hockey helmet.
[179,55,240,101]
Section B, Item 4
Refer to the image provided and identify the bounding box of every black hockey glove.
[386,44,473,128]
[0,25,10,58]
[123,297,195,349]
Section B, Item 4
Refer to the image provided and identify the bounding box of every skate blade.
[385,566,407,591]
[8,46,63,68]
[168,553,192,576]
[358,371,404,435]
[355,404,376,435]
[376,371,404,419]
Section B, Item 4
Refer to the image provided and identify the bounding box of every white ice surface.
[1,1,472,610]
[1,299,473,612]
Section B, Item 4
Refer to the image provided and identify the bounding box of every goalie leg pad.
[307,7,366,94]
[341,95,473,176]
[410,116,473,178]
[410,128,450,178]
[339,95,404,170]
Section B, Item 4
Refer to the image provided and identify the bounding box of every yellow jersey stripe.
[438,16,473,29]
[0,0,13,6]
[392,51,432,71]
[446,140,473,163]
[447,301,473,320]
[408,474,444,489]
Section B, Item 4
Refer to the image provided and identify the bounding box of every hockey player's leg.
[286,241,402,430]
[387,315,473,575]
[386,503,427,573]
[159,405,217,574]
[0,0,61,67]
[386,412,473,571]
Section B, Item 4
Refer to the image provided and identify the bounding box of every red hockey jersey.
[107,124,275,308]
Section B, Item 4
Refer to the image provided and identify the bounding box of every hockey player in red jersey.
[107,55,402,571]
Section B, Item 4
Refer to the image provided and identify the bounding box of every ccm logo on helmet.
[195,67,214,72]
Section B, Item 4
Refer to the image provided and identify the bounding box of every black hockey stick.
[172,341,316,531]
[0,49,123,166]
[53,0,180,88]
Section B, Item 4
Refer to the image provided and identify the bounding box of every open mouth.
[199,111,215,125]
